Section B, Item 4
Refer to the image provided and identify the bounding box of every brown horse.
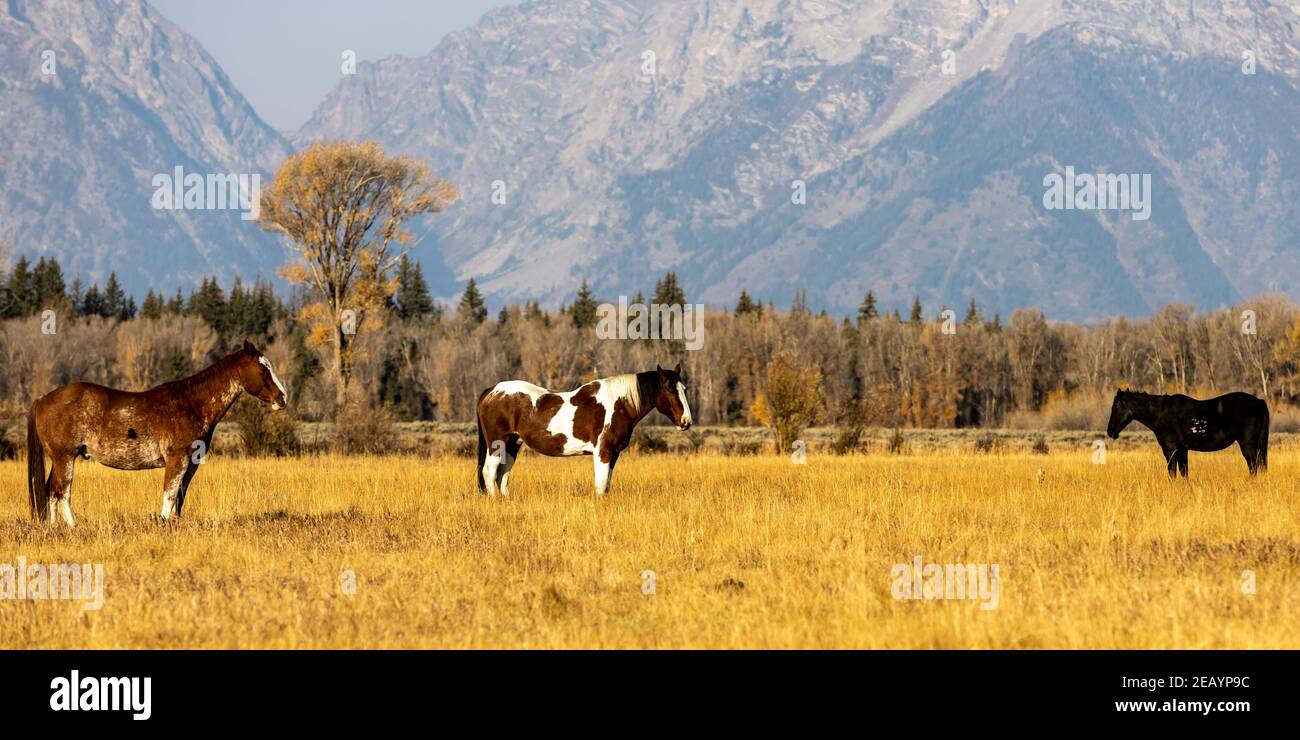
[475,364,692,496]
[27,339,288,526]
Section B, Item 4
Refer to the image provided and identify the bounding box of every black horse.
[1107,390,1269,478]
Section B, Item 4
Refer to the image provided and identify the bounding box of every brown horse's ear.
[242,338,255,353]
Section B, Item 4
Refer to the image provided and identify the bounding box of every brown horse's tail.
[27,406,48,521]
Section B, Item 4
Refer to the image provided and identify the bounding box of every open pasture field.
[2,441,1298,649]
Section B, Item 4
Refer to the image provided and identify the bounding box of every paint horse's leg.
[593,438,620,496]
[482,439,505,496]
[496,437,521,497]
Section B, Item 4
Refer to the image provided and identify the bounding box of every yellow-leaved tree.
[259,141,458,409]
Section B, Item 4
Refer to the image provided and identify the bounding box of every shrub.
[235,398,300,457]
[1031,434,1050,455]
[629,427,669,453]
[754,351,823,454]
[973,433,1002,454]
[886,427,907,454]
[0,426,18,461]
[333,400,398,455]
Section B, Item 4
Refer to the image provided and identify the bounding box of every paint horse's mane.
[598,371,661,416]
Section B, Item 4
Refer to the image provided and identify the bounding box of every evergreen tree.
[141,289,164,319]
[857,291,878,324]
[909,296,924,325]
[394,255,435,321]
[735,289,757,316]
[103,272,128,320]
[457,278,487,327]
[963,298,980,326]
[5,256,35,316]
[652,272,686,305]
[68,278,84,313]
[188,277,227,334]
[33,257,66,309]
[571,279,598,329]
[80,284,104,317]
[166,288,185,315]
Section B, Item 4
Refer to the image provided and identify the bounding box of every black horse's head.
[1107,389,1134,439]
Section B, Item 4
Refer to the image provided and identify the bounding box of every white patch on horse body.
[677,381,693,427]
[547,391,596,456]
[259,356,287,408]
[489,380,547,406]
[1190,418,1208,435]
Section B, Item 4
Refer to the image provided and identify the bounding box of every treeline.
[3,254,1299,432]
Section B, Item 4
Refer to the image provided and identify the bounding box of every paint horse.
[476,364,693,496]
[28,340,288,526]
[1106,389,1269,478]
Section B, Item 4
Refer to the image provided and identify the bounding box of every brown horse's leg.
[174,457,203,517]
[159,456,187,521]
[45,463,66,526]
[54,458,77,528]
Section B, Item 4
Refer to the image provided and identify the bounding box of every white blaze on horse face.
[259,356,287,409]
[677,382,693,428]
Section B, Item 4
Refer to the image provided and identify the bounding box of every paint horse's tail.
[27,405,48,520]
[475,388,491,493]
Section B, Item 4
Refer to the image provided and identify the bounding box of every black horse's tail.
[27,406,48,521]
[475,388,491,493]
[1256,403,1270,472]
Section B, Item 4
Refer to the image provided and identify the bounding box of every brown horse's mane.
[159,347,248,394]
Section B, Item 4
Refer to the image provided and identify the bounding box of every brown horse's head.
[237,339,288,410]
[653,363,693,430]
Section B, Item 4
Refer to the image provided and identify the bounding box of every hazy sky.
[150,0,520,133]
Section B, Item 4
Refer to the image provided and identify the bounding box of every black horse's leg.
[1176,448,1188,478]
[1159,439,1179,479]
[1239,437,1260,476]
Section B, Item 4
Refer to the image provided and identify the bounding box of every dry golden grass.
[1,442,1298,649]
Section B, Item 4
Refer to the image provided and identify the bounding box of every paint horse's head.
[1107,389,1134,439]
[653,363,693,431]
[237,339,288,410]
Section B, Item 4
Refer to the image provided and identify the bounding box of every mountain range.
[3,0,1299,320]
